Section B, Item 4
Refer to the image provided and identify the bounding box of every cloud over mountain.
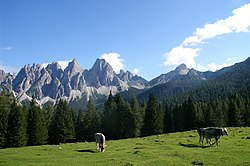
[164,3,250,70]
[101,53,125,73]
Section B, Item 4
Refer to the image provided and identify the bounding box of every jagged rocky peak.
[64,58,84,76]
[175,63,190,75]
[46,61,61,70]
[118,69,134,81]
[46,62,63,78]
[93,58,113,72]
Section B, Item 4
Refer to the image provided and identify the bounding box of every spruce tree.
[0,92,13,148]
[228,99,242,127]
[142,94,164,136]
[27,97,47,145]
[101,91,117,139]
[49,99,75,144]
[163,103,173,133]
[83,98,100,141]
[6,99,27,147]
[75,109,85,142]
[183,97,196,130]
[131,96,143,137]
[115,94,135,139]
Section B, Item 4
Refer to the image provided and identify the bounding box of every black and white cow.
[197,128,211,144]
[94,133,106,152]
[199,127,228,146]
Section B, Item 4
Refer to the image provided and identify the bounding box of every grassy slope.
[1,127,250,166]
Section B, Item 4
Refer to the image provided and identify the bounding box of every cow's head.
[100,144,106,152]
[222,128,228,136]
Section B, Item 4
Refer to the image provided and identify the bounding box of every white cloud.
[132,68,140,75]
[0,47,13,51]
[182,3,250,46]
[164,46,200,68]
[101,52,125,73]
[57,60,71,70]
[164,3,250,68]
[196,58,237,72]
[207,58,236,71]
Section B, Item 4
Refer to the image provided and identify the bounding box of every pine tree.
[48,99,75,144]
[101,91,117,139]
[83,98,100,141]
[142,94,164,136]
[0,92,13,148]
[228,99,242,127]
[6,99,27,147]
[131,96,143,137]
[75,109,85,142]
[183,97,196,130]
[163,103,173,133]
[27,96,47,145]
[115,94,135,139]
[172,104,184,131]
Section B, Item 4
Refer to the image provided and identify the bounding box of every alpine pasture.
[1,127,250,166]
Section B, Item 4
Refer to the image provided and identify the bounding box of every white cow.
[199,127,228,146]
[94,133,106,152]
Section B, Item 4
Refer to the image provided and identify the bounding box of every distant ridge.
[0,56,249,107]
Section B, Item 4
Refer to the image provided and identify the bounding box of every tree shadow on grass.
[76,149,96,153]
[179,143,210,149]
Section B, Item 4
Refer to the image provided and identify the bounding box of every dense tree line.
[1,90,250,148]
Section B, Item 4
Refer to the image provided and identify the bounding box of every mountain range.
[0,57,249,107]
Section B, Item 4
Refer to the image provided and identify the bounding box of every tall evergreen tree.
[228,99,242,127]
[27,96,47,145]
[142,94,164,136]
[115,94,135,139]
[83,98,100,141]
[172,104,184,131]
[0,92,13,148]
[75,109,85,142]
[183,97,197,130]
[101,91,117,139]
[163,103,173,133]
[131,96,143,137]
[48,99,75,144]
[6,99,27,147]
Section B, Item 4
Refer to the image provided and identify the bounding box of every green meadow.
[1,127,250,166]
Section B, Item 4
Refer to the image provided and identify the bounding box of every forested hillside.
[1,57,250,148]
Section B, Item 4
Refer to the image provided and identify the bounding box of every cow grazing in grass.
[199,127,228,146]
[197,128,211,144]
[95,133,106,152]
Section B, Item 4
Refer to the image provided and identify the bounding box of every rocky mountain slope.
[0,58,148,105]
[1,57,249,106]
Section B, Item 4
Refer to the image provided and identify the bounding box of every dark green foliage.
[114,94,136,139]
[0,92,13,148]
[6,99,27,147]
[142,94,164,136]
[101,92,117,139]
[27,97,48,145]
[164,103,173,133]
[183,97,196,130]
[48,99,75,144]
[130,96,143,137]
[75,109,85,142]
[83,98,101,141]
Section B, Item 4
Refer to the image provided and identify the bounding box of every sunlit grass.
[1,127,250,166]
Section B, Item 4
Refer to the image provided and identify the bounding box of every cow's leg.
[199,135,202,144]
[96,142,99,151]
[215,136,220,146]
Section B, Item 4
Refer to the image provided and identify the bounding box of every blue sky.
[1,0,250,80]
